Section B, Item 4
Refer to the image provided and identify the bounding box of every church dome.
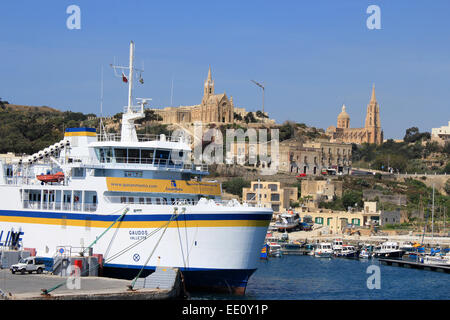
[338,104,350,119]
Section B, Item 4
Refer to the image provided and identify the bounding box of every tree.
[244,112,257,124]
[444,179,450,195]
[342,190,363,210]
[233,112,243,121]
[222,178,250,197]
[404,127,430,143]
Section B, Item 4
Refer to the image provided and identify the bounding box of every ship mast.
[127,41,134,113]
[110,41,145,142]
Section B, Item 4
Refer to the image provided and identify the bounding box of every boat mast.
[431,183,435,243]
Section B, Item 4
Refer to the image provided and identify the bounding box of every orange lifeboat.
[36,171,65,183]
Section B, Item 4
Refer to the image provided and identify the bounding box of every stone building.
[327,85,383,145]
[298,201,381,234]
[242,181,298,214]
[431,121,450,146]
[278,138,352,175]
[300,179,343,205]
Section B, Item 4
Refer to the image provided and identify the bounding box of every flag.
[122,72,128,83]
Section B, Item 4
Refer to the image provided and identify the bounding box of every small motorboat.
[359,245,374,259]
[373,241,405,258]
[268,242,282,257]
[339,245,359,258]
[332,239,343,256]
[314,242,333,258]
[36,171,65,183]
[273,211,300,232]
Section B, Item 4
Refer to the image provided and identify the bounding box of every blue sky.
[1,1,450,139]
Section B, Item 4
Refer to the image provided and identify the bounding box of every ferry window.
[155,198,161,205]
[162,198,167,205]
[141,149,154,164]
[171,198,175,204]
[139,197,145,204]
[128,197,134,204]
[115,148,127,163]
[120,197,126,204]
[73,168,85,177]
[128,149,140,163]
[145,198,152,204]
[155,149,170,164]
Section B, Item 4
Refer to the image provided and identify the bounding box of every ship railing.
[83,203,97,212]
[23,200,96,212]
[65,156,208,172]
[103,195,265,208]
[96,133,190,143]
[23,200,41,210]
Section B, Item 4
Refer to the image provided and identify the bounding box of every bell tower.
[365,84,382,144]
[203,66,215,101]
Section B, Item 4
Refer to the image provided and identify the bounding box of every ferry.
[0,42,273,295]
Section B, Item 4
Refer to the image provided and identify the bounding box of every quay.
[0,268,184,300]
[379,258,450,274]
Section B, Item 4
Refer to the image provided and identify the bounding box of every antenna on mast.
[170,77,174,106]
[99,66,107,140]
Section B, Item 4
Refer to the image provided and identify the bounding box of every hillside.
[0,102,97,154]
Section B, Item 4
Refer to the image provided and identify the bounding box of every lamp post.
[251,80,265,114]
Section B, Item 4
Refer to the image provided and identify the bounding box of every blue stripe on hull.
[102,264,255,295]
[0,209,272,222]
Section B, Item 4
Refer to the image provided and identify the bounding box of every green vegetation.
[0,106,94,154]
[352,127,450,173]
[221,177,250,197]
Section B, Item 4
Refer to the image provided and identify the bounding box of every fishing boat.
[421,251,450,266]
[314,242,333,258]
[332,239,343,256]
[0,41,273,295]
[373,241,405,258]
[267,242,282,257]
[273,211,300,232]
[359,245,374,259]
[337,245,358,258]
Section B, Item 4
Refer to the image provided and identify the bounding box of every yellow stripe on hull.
[0,216,270,228]
[64,132,97,137]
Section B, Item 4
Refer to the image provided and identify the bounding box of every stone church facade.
[327,85,383,145]
[151,67,234,124]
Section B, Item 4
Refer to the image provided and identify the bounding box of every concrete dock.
[0,269,184,300]
[379,258,450,273]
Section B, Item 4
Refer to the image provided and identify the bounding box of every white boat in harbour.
[339,245,358,258]
[359,245,374,259]
[373,241,405,259]
[267,242,282,257]
[273,211,300,232]
[0,41,273,295]
[332,239,343,256]
[314,242,333,258]
[421,254,450,266]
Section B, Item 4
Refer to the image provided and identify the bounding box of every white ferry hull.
[0,206,271,294]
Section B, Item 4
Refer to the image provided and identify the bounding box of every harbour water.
[191,255,449,300]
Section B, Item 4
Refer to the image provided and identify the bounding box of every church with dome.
[326,85,383,145]
[150,67,235,124]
